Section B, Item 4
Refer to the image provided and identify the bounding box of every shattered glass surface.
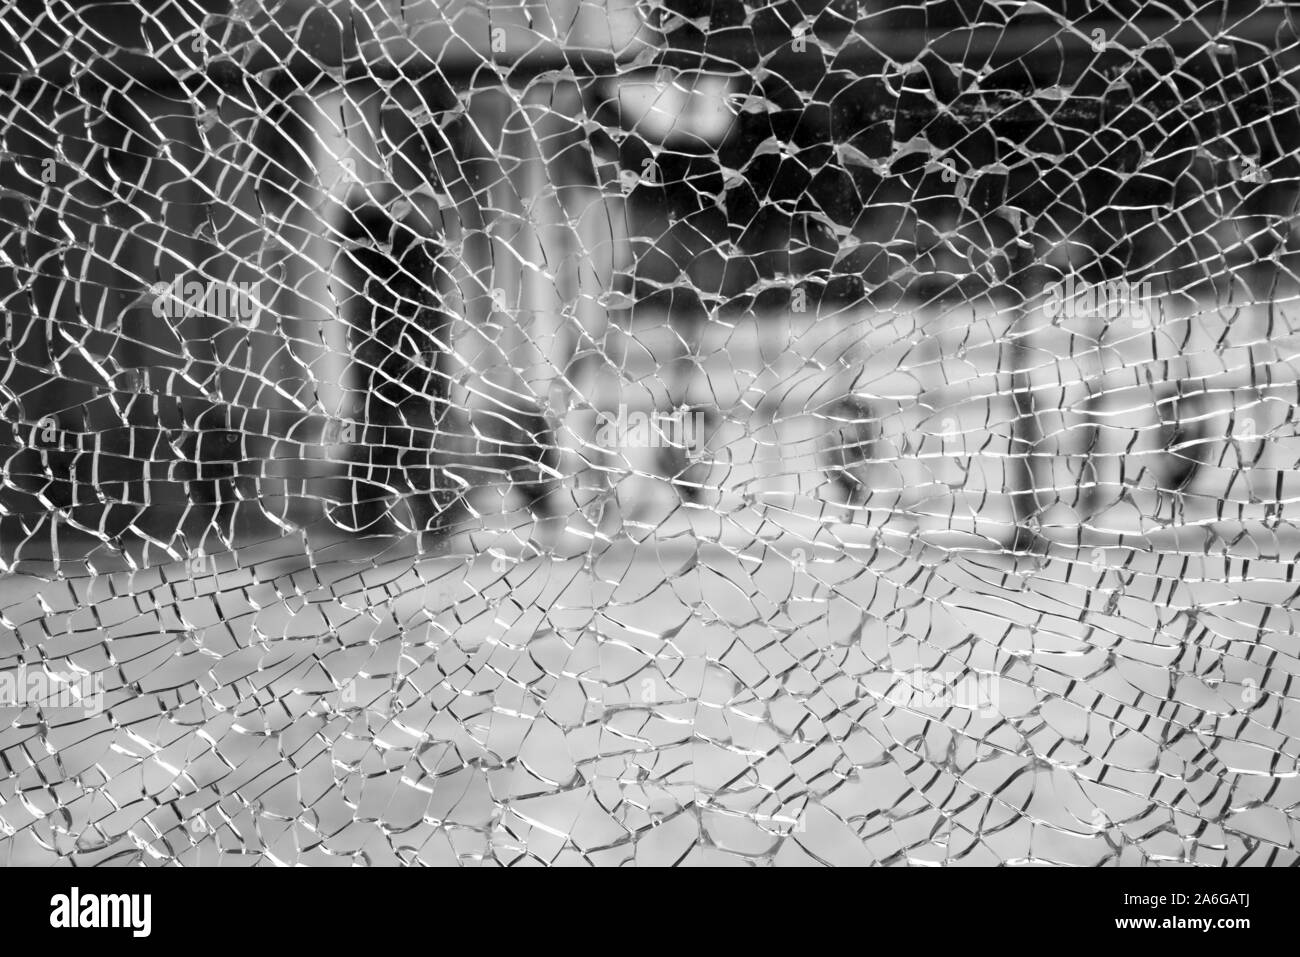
[1,0,1300,865]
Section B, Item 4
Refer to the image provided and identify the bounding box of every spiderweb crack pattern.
[0,0,1299,865]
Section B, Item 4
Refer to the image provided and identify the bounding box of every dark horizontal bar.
[0,9,1291,91]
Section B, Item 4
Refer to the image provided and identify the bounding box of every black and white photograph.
[0,0,1294,920]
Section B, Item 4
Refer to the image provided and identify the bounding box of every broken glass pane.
[0,0,1298,865]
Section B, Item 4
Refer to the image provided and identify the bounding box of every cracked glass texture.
[1,0,1300,866]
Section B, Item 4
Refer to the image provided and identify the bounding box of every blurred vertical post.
[447,0,645,516]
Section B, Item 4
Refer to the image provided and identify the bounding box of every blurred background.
[2,0,1300,866]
